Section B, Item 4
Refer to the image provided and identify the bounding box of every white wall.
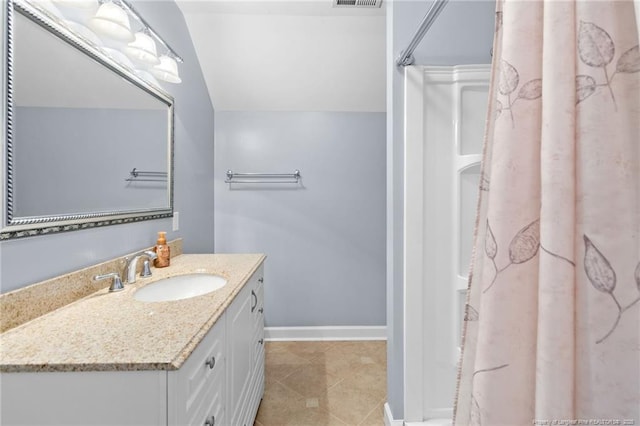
[386,0,495,420]
[214,111,386,327]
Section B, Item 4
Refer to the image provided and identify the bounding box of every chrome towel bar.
[125,168,168,182]
[225,170,301,184]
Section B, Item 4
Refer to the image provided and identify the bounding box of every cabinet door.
[226,282,254,426]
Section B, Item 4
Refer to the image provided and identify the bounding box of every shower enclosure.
[403,64,489,424]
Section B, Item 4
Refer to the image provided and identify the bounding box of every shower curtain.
[454,1,639,425]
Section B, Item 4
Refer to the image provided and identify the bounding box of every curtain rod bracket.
[397,52,415,67]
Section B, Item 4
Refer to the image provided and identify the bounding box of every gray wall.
[14,107,167,216]
[0,0,215,293]
[386,0,495,419]
[214,111,386,327]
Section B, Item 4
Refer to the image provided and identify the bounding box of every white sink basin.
[134,274,227,302]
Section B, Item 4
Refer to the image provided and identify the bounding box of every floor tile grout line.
[356,395,388,426]
[273,376,311,400]
[267,348,314,382]
[326,376,346,392]
[327,410,350,426]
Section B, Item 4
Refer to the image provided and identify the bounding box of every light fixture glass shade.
[150,55,182,84]
[102,47,135,69]
[88,2,134,42]
[30,0,64,20]
[135,69,161,87]
[124,32,160,66]
[63,20,103,46]
[51,0,99,24]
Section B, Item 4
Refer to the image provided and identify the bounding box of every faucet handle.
[141,259,152,278]
[94,272,125,292]
[143,250,158,260]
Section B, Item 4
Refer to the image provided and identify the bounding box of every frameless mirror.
[1,0,174,239]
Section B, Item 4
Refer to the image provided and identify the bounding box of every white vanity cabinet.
[0,263,265,426]
[227,265,265,426]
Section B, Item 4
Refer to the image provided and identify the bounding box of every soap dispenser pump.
[154,231,170,268]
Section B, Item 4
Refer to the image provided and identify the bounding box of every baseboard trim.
[264,326,387,341]
[384,402,404,426]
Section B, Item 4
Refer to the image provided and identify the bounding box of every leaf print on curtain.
[496,60,542,126]
[583,235,640,344]
[483,219,574,293]
[469,364,510,426]
[577,21,640,108]
[616,45,640,73]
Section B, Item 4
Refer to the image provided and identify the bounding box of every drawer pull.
[205,356,216,370]
[204,415,215,426]
[258,277,264,283]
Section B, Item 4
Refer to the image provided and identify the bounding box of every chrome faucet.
[123,250,158,284]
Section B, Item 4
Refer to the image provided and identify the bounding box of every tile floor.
[255,340,387,426]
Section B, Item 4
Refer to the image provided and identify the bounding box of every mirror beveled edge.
[1,0,175,241]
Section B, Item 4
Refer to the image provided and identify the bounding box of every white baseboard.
[384,403,452,426]
[264,326,386,341]
[384,402,404,426]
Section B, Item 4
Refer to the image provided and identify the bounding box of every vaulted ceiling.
[175,1,386,112]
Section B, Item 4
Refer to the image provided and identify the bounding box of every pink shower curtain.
[454,1,639,425]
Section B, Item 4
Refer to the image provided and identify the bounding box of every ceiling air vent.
[333,0,382,8]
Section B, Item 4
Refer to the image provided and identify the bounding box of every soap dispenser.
[154,231,170,268]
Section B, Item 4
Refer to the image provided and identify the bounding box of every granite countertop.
[0,254,265,373]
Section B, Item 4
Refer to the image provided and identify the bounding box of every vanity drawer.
[196,371,225,426]
[168,316,226,425]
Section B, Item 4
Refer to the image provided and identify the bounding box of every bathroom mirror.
[1,0,174,240]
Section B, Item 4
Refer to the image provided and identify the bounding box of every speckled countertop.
[0,254,265,373]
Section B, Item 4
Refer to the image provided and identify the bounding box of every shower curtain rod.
[396,0,449,67]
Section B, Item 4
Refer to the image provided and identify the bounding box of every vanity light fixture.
[29,0,184,85]
[117,0,184,83]
[124,31,160,65]
[88,1,134,42]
